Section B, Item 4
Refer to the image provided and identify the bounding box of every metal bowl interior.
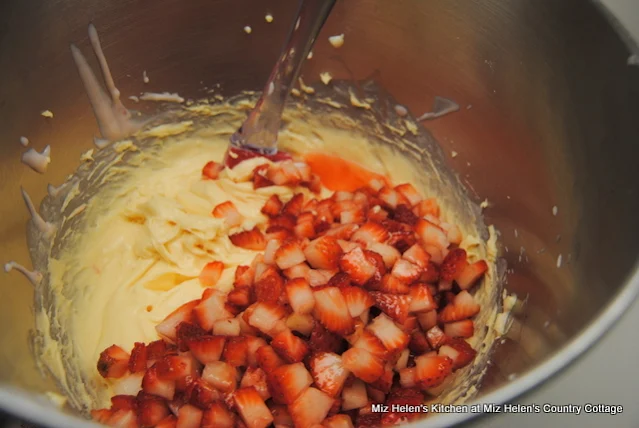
[0,0,638,426]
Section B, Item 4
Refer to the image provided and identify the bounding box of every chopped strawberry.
[266,226,295,242]
[285,277,315,314]
[391,259,422,284]
[142,365,176,400]
[127,342,147,374]
[426,325,449,349]
[155,355,194,384]
[213,318,241,336]
[408,284,437,313]
[369,363,394,393]
[255,345,285,372]
[212,201,243,228]
[270,214,297,231]
[440,248,468,282]
[286,312,316,336]
[339,247,377,286]
[415,219,449,251]
[252,164,274,189]
[201,361,237,392]
[398,367,417,388]
[289,387,334,428]
[324,414,354,428]
[261,194,283,217]
[341,348,384,383]
[253,266,285,303]
[341,286,374,318]
[271,329,310,363]
[341,379,368,411]
[146,340,173,363]
[309,323,346,354]
[267,160,302,186]
[333,200,366,225]
[392,204,420,226]
[306,269,336,287]
[394,348,410,371]
[202,161,223,180]
[409,330,432,354]
[313,287,355,335]
[274,241,306,270]
[91,409,113,424]
[414,354,453,388]
[413,198,440,217]
[304,236,343,270]
[200,402,235,428]
[438,338,477,370]
[184,378,220,409]
[269,404,294,427]
[105,409,138,427]
[370,291,410,323]
[376,273,408,294]
[246,302,287,335]
[295,212,316,239]
[367,205,389,223]
[234,265,254,288]
[110,395,136,412]
[282,193,305,217]
[97,345,130,379]
[283,262,311,280]
[352,332,387,359]
[269,363,314,404]
[198,261,224,288]
[366,385,386,404]
[402,244,430,269]
[262,238,280,265]
[455,260,488,290]
[381,387,424,425]
[227,286,253,309]
[175,404,202,428]
[222,336,249,367]
[417,310,438,331]
[240,367,271,401]
[193,289,233,331]
[155,300,199,343]
[394,183,422,206]
[439,290,480,322]
[378,187,408,209]
[324,223,359,241]
[351,222,388,246]
[366,313,409,352]
[420,262,440,283]
[443,223,463,245]
[135,392,169,426]
[229,227,267,250]
[242,336,267,368]
[175,322,206,352]
[444,319,474,338]
[366,243,400,269]
[309,352,350,397]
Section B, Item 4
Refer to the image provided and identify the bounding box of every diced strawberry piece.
[308,323,346,354]
[332,200,365,224]
[439,290,480,322]
[369,292,410,323]
[367,313,409,352]
[391,259,422,284]
[415,219,449,251]
[234,265,254,288]
[304,236,343,270]
[267,160,302,186]
[175,404,202,428]
[184,378,220,409]
[420,262,440,283]
[409,330,432,354]
[381,387,424,425]
[289,387,334,428]
[341,286,374,318]
[252,164,274,189]
[366,385,386,404]
[417,310,438,331]
[351,222,388,246]
[266,226,295,243]
[111,395,136,411]
[246,302,287,335]
[286,278,315,314]
[274,241,306,270]
[394,183,422,206]
[230,227,267,250]
[295,212,316,239]
[443,319,474,338]
[334,191,354,202]
[341,348,384,383]
[376,273,408,294]
[282,262,311,280]
[242,336,267,368]
[414,354,453,388]
[339,247,376,286]
[271,329,309,363]
[261,194,283,217]
[408,284,437,313]
[426,325,449,350]
[198,261,224,287]
[398,314,418,333]
[105,409,138,427]
[327,272,353,288]
[402,244,430,269]
[253,265,285,303]
[270,213,297,230]
[222,336,249,367]
[175,322,206,352]
[201,402,235,428]
[202,361,237,392]
[128,342,147,374]
[455,260,489,290]
[399,367,417,388]
[212,318,241,336]
[309,352,350,398]
[324,414,354,428]
[97,345,130,379]
[439,339,477,370]
[143,365,176,400]
[193,289,233,331]
[368,243,400,268]
[212,201,243,228]
[306,269,336,287]
[269,404,294,427]
[156,300,201,343]
[353,332,387,359]
[425,245,444,264]
[269,363,314,404]
[263,238,280,265]
[367,205,389,223]
[135,392,169,426]
[228,286,253,309]
[255,345,285,372]
[240,367,271,401]
[323,224,358,241]
[313,287,355,335]
[440,248,468,282]
[146,340,173,363]
[155,355,194,384]
[392,204,420,226]
[91,409,113,424]
[341,379,368,411]
[202,161,223,180]
[378,187,408,209]
[286,312,316,336]
[282,193,305,217]
[394,348,410,371]
[443,223,463,245]
[413,198,440,217]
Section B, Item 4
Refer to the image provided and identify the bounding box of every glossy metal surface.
[0,0,638,426]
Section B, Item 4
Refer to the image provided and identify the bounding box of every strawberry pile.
[91,156,489,428]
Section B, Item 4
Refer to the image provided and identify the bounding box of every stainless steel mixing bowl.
[0,0,638,427]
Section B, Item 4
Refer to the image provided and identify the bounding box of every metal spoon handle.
[230,0,337,154]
